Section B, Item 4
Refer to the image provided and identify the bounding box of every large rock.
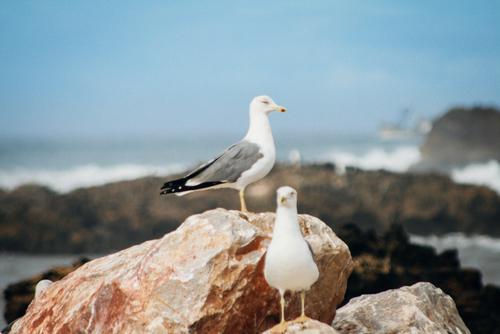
[332,282,470,334]
[10,209,352,334]
[412,106,500,172]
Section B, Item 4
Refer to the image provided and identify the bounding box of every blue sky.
[1,1,499,138]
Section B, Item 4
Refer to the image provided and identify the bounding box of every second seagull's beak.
[273,104,287,113]
[279,195,287,204]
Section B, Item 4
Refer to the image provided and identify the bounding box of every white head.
[250,95,287,115]
[277,186,297,208]
[35,279,53,298]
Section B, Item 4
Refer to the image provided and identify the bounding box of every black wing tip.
[160,179,186,195]
[160,188,172,195]
[160,179,226,196]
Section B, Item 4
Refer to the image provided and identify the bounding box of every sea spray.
[451,160,500,194]
[321,146,421,173]
[0,163,185,193]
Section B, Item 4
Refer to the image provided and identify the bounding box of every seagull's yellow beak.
[279,195,287,204]
[273,104,287,113]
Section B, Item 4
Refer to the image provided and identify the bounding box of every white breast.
[236,108,277,189]
[265,235,319,292]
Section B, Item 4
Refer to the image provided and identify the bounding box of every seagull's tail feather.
[160,177,224,195]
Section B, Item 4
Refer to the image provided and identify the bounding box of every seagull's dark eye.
[261,100,269,105]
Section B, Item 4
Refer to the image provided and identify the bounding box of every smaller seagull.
[264,186,319,332]
[160,95,286,212]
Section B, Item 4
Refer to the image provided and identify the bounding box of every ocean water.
[1,135,499,194]
[0,135,421,192]
[410,234,500,285]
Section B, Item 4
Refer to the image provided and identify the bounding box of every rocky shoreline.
[2,164,500,254]
[411,106,500,172]
[4,214,498,333]
[336,223,500,334]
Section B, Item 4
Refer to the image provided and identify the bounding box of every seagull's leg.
[239,189,248,212]
[301,290,305,318]
[280,291,286,325]
[272,289,288,333]
[293,290,310,323]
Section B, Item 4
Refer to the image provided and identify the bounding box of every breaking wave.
[1,145,500,196]
[451,160,500,194]
[321,146,500,195]
[0,163,184,193]
[411,233,500,285]
[321,145,421,173]
[410,233,500,253]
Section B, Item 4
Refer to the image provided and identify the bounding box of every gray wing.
[186,140,263,185]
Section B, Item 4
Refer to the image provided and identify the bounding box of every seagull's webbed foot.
[238,212,249,221]
[270,320,289,333]
[291,290,311,323]
[292,315,311,323]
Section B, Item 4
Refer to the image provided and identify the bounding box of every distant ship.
[379,108,432,140]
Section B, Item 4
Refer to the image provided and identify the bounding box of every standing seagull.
[264,186,319,332]
[160,95,286,212]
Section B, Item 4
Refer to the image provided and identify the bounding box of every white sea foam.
[321,145,421,173]
[410,233,500,253]
[451,160,500,194]
[322,146,500,195]
[411,233,500,285]
[0,163,184,193]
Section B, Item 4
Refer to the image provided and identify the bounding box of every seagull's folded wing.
[186,140,263,186]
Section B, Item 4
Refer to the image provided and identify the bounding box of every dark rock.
[412,105,500,172]
[337,224,500,334]
[2,165,500,254]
